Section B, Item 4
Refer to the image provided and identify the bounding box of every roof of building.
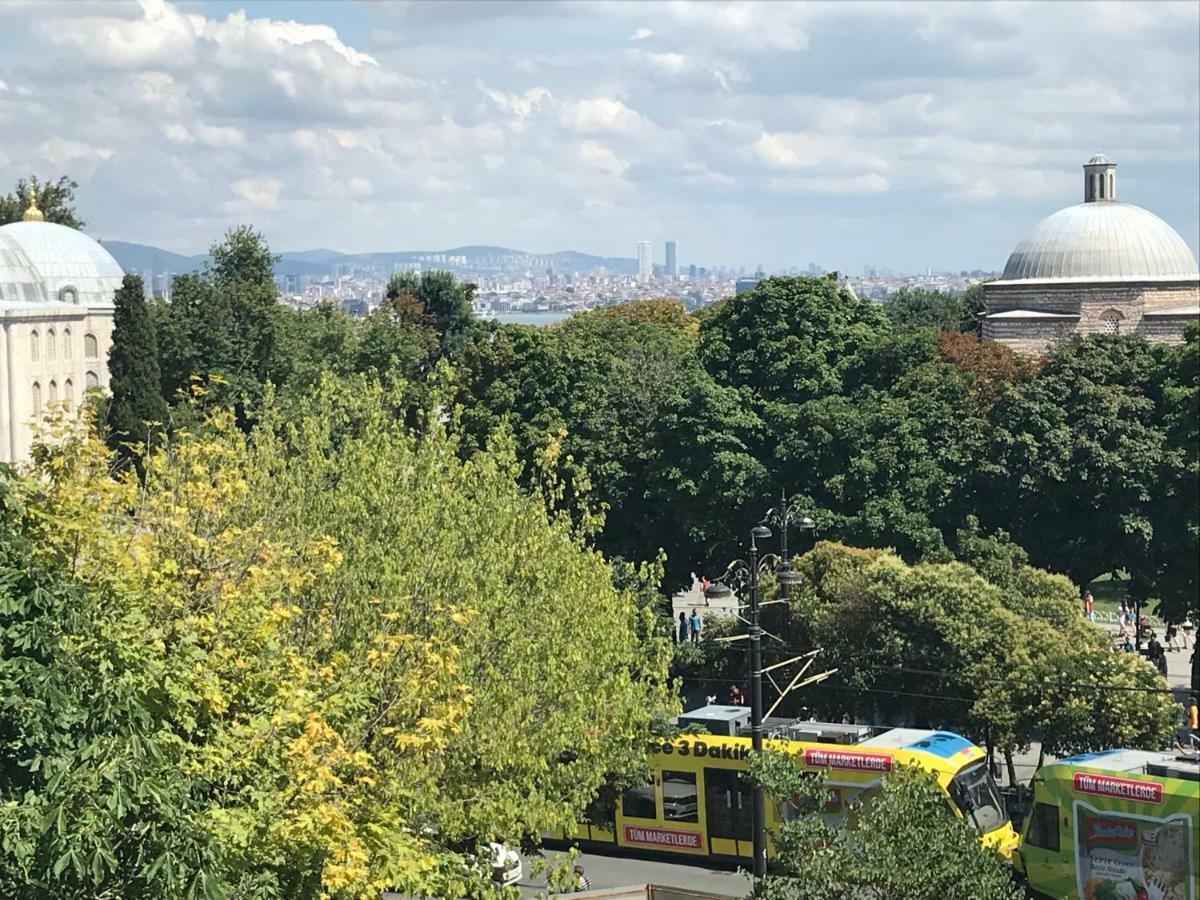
[0,231,51,306]
[984,309,1081,319]
[998,201,1200,284]
[1086,152,1114,166]
[1142,304,1200,317]
[0,220,124,308]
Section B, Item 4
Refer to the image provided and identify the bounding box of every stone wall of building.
[984,279,1199,352]
[981,316,1078,356]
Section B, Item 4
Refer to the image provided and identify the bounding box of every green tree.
[881,287,965,332]
[979,335,1168,588]
[0,175,84,227]
[17,374,674,898]
[0,482,221,899]
[385,270,477,359]
[752,756,1022,900]
[787,542,1177,779]
[105,274,168,462]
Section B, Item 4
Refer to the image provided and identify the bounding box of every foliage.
[979,335,1172,588]
[576,298,700,337]
[881,287,966,333]
[788,543,1177,765]
[752,755,1022,900]
[7,376,673,898]
[0,175,84,228]
[105,274,168,465]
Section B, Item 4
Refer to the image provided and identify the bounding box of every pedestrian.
[677,612,687,644]
[1181,620,1195,649]
[1166,622,1180,652]
[1155,651,1168,678]
[1188,698,1198,735]
[688,609,702,644]
[573,865,591,892]
[1118,602,1129,630]
[1084,591,1095,622]
[729,684,744,705]
[700,576,712,605]
[1148,634,1164,661]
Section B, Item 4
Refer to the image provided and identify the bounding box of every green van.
[1017,749,1199,900]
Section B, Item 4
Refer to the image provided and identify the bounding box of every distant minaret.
[1083,153,1116,202]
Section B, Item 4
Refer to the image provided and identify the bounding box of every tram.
[555,705,1020,862]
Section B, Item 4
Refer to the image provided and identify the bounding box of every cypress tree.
[106,274,168,462]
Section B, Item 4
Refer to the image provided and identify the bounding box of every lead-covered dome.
[0,231,51,305]
[0,220,124,306]
[1001,201,1200,282]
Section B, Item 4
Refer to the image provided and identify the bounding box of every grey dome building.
[983,155,1199,355]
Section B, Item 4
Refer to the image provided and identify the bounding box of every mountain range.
[100,241,639,280]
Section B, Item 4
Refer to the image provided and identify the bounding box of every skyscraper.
[636,241,652,283]
[664,241,678,278]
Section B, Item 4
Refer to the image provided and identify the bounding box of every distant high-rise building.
[688,264,697,279]
[735,277,761,296]
[665,241,678,277]
[636,241,652,283]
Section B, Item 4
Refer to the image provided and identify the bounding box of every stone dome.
[0,220,124,306]
[1000,201,1200,283]
[0,231,51,305]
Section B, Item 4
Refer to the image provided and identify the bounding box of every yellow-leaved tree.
[13,376,673,899]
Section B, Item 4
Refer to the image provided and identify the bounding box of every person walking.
[677,612,688,644]
[688,609,702,644]
[1084,591,1095,622]
[1166,622,1180,652]
[1155,651,1168,678]
[1188,698,1198,737]
[1118,602,1129,630]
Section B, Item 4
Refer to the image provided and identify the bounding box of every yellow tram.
[558,705,1020,862]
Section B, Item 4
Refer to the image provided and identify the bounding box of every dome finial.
[22,183,45,222]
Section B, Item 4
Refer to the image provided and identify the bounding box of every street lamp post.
[705,506,814,895]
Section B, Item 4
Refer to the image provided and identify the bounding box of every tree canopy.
[4,377,673,898]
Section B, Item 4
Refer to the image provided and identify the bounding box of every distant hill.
[102,241,201,276]
[280,249,347,265]
[102,241,638,279]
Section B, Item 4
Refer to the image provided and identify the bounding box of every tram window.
[621,783,657,820]
[705,767,752,841]
[662,771,698,823]
[1025,802,1060,852]
[584,788,617,828]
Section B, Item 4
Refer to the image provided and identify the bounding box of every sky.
[1,0,1197,273]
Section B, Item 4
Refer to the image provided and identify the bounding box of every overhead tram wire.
[696,642,1186,696]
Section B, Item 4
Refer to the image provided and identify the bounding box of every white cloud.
[560,97,651,135]
[630,27,654,40]
[231,177,282,209]
[579,140,629,176]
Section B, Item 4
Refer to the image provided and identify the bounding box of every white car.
[484,842,522,887]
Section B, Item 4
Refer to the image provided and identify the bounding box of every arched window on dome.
[64,378,74,410]
[59,286,78,304]
[1101,310,1123,335]
[47,328,56,361]
[30,330,39,362]
[84,333,98,359]
[48,380,58,405]
[32,382,41,411]
[63,327,72,359]
[86,371,99,390]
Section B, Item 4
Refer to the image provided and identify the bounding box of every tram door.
[704,766,753,858]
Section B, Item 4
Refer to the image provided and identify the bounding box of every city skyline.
[1,1,1197,272]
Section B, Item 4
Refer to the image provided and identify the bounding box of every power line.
[691,642,1189,696]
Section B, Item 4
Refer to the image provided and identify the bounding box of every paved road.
[517,848,749,898]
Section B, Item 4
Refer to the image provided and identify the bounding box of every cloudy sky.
[1,0,1197,272]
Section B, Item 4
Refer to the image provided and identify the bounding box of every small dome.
[1086,152,1113,166]
[0,221,124,306]
[1000,202,1199,282]
[0,231,51,305]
